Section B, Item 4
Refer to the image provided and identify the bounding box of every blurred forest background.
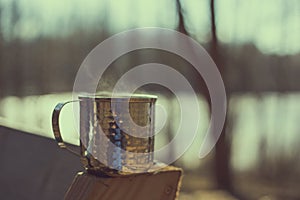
[0,0,300,199]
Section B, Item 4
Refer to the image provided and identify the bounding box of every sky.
[0,0,299,55]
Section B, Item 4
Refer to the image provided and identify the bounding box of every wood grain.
[65,166,182,200]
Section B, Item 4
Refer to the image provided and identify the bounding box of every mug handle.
[52,100,80,157]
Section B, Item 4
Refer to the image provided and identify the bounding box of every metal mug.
[52,94,157,176]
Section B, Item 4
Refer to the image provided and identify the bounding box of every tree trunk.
[209,0,232,191]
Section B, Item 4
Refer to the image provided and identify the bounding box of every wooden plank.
[0,126,82,200]
[65,166,182,200]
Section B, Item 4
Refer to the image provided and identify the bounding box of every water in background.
[0,92,299,172]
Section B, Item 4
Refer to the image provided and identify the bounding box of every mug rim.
[78,93,157,102]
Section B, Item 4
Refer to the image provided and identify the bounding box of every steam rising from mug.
[72,28,227,171]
